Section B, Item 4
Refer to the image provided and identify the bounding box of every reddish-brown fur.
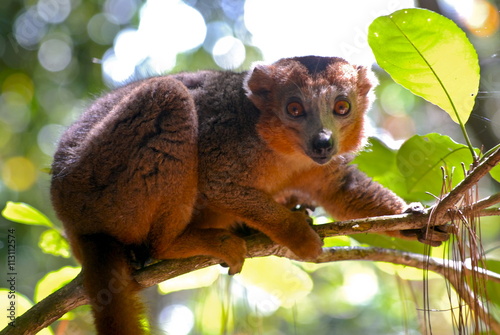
[51,56,445,335]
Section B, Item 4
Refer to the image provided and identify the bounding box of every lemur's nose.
[312,130,334,156]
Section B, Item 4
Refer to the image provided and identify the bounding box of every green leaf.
[34,266,81,303]
[353,137,415,201]
[2,202,53,228]
[397,133,477,197]
[485,259,500,309]
[368,8,479,124]
[489,164,500,183]
[38,229,72,258]
[34,266,80,322]
[323,235,352,247]
[353,137,397,177]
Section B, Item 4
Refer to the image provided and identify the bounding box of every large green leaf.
[397,133,477,196]
[368,8,479,124]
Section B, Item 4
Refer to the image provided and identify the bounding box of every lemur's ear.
[356,65,378,97]
[244,63,275,101]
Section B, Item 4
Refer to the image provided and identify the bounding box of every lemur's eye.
[334,99,350,116]
[286,101,305,117]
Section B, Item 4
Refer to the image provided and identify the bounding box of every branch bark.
[2,147,499,335]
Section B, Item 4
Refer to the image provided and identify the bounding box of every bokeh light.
[2,73,34,103]
[37,0,72,24]
[2,157,37,192]
[87,13,121,45]
[158,304,194,335]
[96,0,418,84]
[104,0,138,24]
[203,21,233,53]
[38,39,73,72]
[0,93,31,133]
[212,36,246,69]
[442,0,500,37]
[339,267,378,305]
[14,7,48,49]
[244,0,415,64]
[102,0,207,84]
[465,0,500,36]
[37,124,65,156]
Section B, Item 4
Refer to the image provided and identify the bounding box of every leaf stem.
[458,118,478,162]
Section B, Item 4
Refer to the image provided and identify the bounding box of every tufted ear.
[356,65,378,97]
[244,63,275,103]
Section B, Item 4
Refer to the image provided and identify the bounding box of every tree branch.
[2,149,499,335]
[314,204,498,239]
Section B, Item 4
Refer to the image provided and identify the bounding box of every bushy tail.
[78,234,146,335]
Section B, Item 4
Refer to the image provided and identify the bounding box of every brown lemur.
[51,56,448,335]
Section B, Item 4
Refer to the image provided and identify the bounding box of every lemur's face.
[245,56,377,165]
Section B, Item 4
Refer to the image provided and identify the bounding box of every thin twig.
[432,146,500,223]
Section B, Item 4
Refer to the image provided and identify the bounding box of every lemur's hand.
[400,203,451,246]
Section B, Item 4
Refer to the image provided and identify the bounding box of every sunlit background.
[1,0,500,334]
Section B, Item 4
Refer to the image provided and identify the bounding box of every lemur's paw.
[400,225,451,246]
[400,203,451,246]
[282,211,323,260]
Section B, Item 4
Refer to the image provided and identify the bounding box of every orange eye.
[286,101,305,117]
[334,99,350,116]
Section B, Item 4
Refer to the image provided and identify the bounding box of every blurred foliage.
[1,0,500,334]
